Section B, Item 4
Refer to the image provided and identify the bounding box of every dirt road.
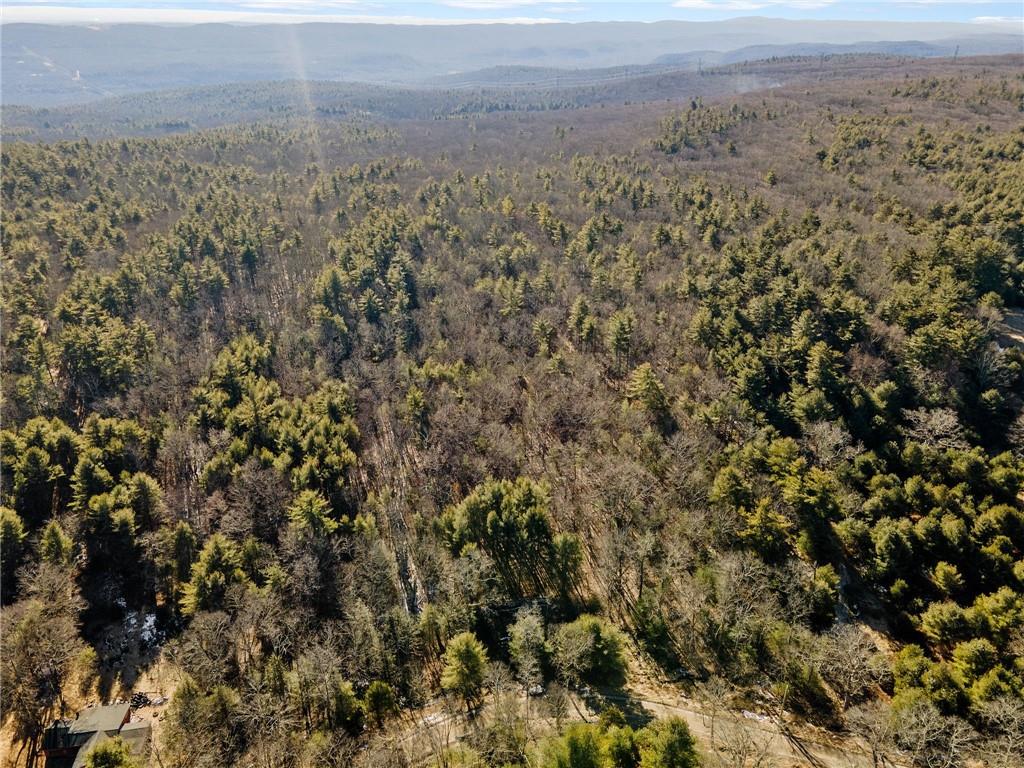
[392,684,883,768]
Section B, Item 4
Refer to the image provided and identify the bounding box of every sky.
[2,0,1023,26]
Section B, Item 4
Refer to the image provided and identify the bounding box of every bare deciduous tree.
[890,699,976,768]
[819,625,888,708]
[975,697,1024,768]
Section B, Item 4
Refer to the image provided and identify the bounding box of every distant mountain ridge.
[3,19,1021,107]
[653,34,1024,66]
[422,34,1023,89]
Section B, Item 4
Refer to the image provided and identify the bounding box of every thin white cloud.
[443,0,577,8]
[671,0,836,9]
[0,5,564,24]
[672,0,765,8]
[970,15,1024,25]
[234,0,360,8]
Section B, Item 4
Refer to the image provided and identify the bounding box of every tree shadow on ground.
[584,686,655,729]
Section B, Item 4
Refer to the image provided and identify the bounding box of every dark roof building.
[43,704,151,768]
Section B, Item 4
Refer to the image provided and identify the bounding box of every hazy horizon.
[3,0,1022,26]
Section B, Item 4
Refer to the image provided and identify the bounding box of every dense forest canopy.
[2,53,1024,768]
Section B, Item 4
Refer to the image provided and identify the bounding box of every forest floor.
[1001,310,1024,348]
[619,679,879,768]
[1,649,884,768]
[389,675,885,768]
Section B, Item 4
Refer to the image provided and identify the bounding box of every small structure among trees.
[42,704,150,768]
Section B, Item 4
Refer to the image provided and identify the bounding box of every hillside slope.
[2,54,1023,768]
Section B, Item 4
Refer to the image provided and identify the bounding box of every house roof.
[45,704,151,768]
[70,732,110,768]
[118,719,152,755]
[68,704,131,736]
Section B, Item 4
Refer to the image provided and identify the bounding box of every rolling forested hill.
[2,53,1024,768]
[4,19,1018,106]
